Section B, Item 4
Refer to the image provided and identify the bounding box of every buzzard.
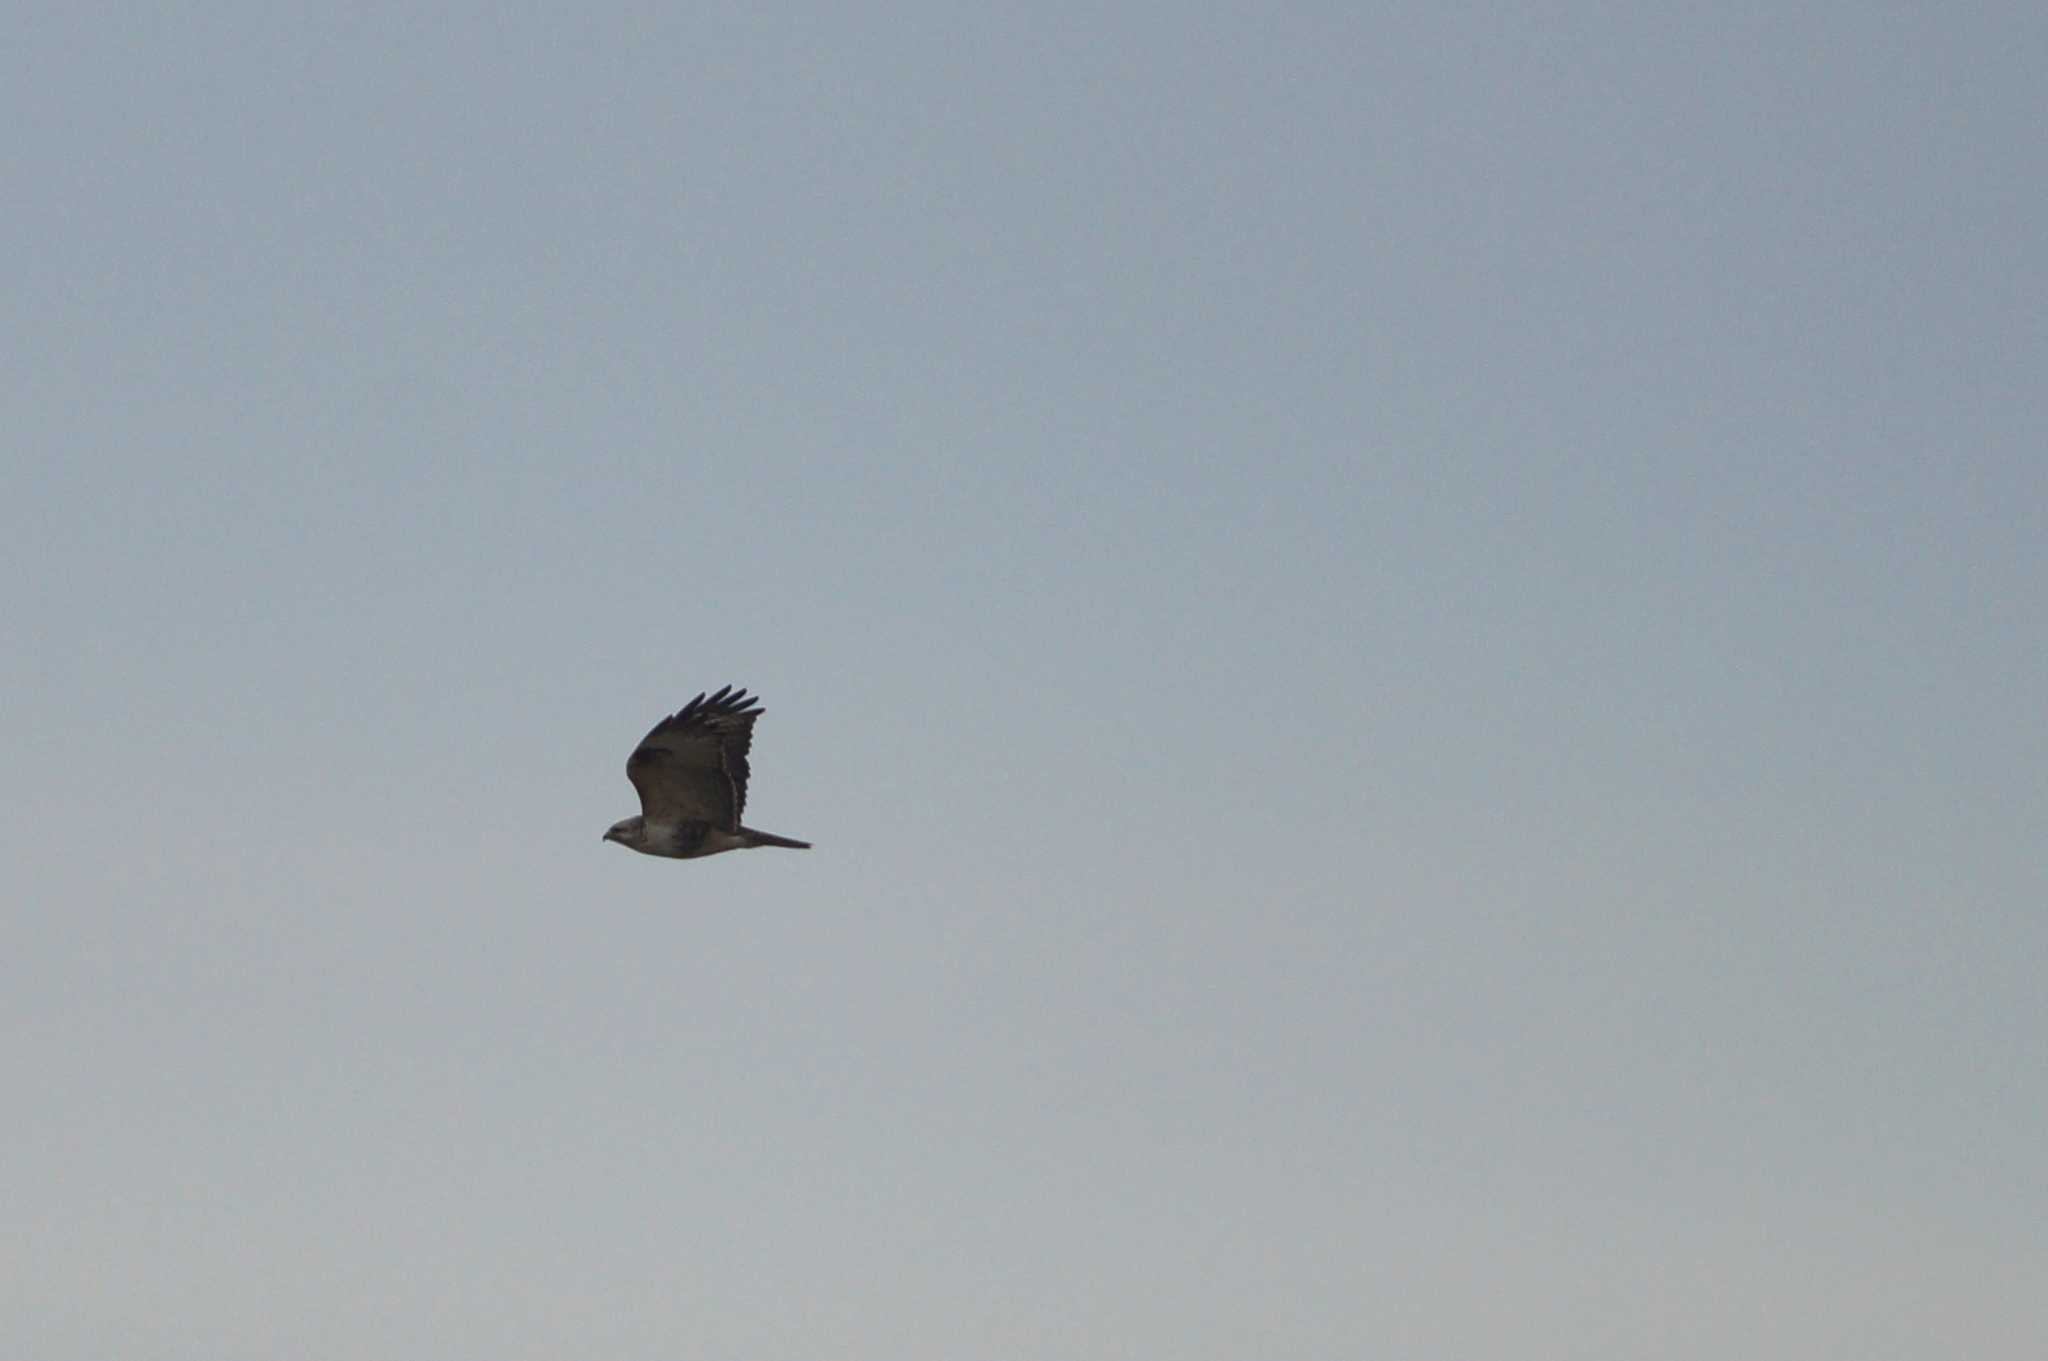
[603,686,811,859]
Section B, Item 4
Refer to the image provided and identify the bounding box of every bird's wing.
[625,685,761,830]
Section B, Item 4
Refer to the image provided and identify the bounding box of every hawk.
[603,686,811,859]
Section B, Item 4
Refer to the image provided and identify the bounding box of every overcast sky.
[4,4,2043,1358]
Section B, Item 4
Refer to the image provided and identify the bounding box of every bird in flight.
[603,686,811,859]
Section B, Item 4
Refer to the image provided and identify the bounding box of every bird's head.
[602,817,644,847]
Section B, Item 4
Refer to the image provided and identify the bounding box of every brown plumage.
[603,686,811,859]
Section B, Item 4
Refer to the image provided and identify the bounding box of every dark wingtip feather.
[714,686,760,715]
[655,684,764,732]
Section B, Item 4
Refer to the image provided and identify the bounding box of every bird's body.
[603,686,810,860]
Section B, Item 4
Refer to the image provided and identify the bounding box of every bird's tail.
[739,826,811,850]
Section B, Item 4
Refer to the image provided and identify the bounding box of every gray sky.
[5,4,2043,1358]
